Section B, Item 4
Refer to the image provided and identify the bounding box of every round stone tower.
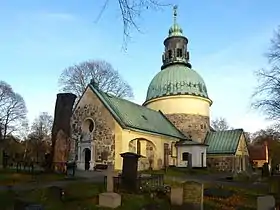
[143,6,212,143]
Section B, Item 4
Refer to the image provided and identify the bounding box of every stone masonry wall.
[165,114,209,143]
[71,104,115,165]
[206,156,246,172]
[207,156,235,172]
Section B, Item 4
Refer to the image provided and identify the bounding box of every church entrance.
[84,148,91,170]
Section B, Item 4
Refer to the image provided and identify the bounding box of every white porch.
[176,142,207,168]
[76,141,96,170]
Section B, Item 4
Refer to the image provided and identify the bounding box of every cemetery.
[0,151,279,210]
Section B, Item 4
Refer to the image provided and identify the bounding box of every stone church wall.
[206,156,235,172]
[206,156,249,172]
[165,114,209,143]
[70,88,115,167]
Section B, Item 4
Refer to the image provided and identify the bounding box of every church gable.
[235,133,249,156]
[71,86,116,164]
[205,129,243,155]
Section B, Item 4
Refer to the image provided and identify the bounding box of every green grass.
[0,182,170,210]
[141,167,214,177]
[0,169,74,186]
[0,172,270,210]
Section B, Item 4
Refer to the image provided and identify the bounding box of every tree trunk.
[51,93,76,173]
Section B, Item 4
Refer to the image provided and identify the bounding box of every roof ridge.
[214,128,243,133]
[97,85,174,115]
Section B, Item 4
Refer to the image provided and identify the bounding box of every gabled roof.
[205,129,243,154]
[88,84,186,140]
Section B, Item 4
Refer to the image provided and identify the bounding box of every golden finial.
[173,5,178,24]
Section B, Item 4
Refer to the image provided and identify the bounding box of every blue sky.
[0,0,279,132]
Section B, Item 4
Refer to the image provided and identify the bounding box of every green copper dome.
[144,64,209,103]
[168,23,183,37]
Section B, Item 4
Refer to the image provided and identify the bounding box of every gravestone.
[170,187,183,206]
[257,195,275,210]
[183,181,203,210]
[120,152,142,193]
[99,163,121,208]
[106,163,114,192]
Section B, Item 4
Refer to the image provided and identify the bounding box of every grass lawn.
[0,182,169,210]
[0,169,75,186]
[141,167,215,177]
[0,178,269,210]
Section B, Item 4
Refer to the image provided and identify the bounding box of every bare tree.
[59,60,134,99]
[211,117,231,131]
[252,26,280,121]
[0,81,27,140]
[96,0,171,48]
[28,112,53,162]
[244,132,252,144]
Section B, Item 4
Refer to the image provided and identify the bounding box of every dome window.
[168,50,172,59]
[177,48,183,57]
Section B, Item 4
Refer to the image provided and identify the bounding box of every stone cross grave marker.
[257,195,275,210]
[183,181,204,210]
[99,163,121,208]
[106,163,114,192]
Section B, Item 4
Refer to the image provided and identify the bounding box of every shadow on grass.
[0,169,83,187]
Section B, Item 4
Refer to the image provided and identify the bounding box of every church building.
[68,6,250,172]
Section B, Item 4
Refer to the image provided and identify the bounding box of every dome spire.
[173,5,178,25]
[168,5,183,37]
[161,6,191,69]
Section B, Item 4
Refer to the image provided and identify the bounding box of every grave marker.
[120,152,142,192]
[257,195,275,210]
[106,163,114,192]
[99,163,121,208]
[170,187,183,206]
[183,181,203,210]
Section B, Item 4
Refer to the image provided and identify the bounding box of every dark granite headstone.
[120,152,142,192]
